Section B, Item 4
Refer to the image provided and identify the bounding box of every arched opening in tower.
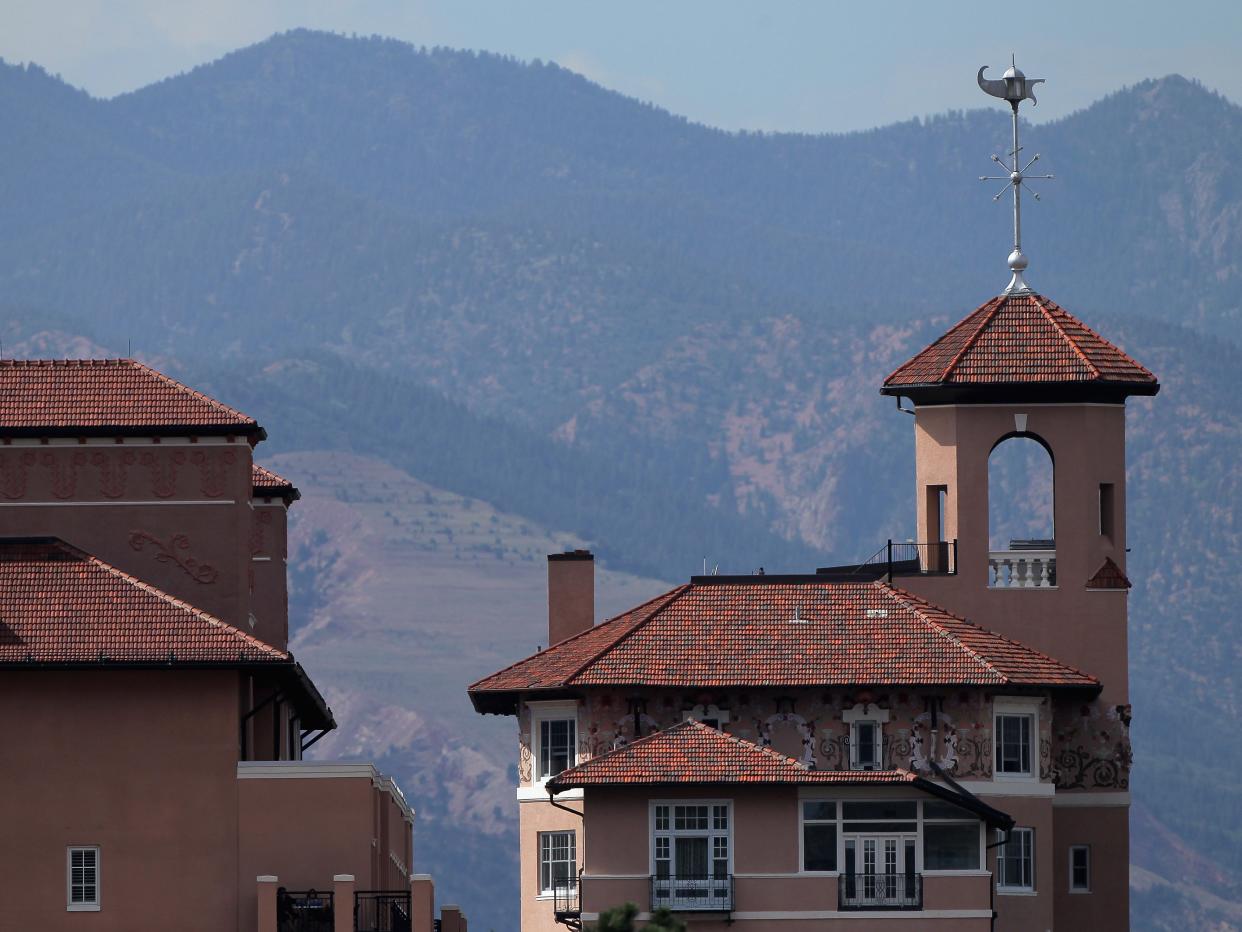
[987,435,1055,587]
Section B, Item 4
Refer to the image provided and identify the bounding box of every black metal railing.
[650,874,734,911]
[355,890,411,932]
[277,889,334,932]
[552,878,581,924]
[818,539,958,582]
[839,872,923,910]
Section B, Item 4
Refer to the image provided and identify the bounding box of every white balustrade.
[988,550,1056,588]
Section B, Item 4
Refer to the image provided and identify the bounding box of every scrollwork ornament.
[128,531,219,584]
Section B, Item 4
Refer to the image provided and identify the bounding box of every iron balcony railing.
[839,872,923,911]
[552,877,581,926]
[277,889,334,932]
[818,540,958,583]
[650,873,734,912]
[355,890,412,932]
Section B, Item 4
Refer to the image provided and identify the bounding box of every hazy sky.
[4,0,1240,132]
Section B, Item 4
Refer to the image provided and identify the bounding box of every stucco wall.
[0,669,242,932]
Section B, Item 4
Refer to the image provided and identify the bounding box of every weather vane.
[978,56,1054,294]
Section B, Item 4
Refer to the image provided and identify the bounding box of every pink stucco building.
[0,360,445,932]
[470,290,1156,930]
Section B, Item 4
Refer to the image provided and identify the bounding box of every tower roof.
[881,293,1158,404]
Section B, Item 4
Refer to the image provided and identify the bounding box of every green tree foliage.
[591,903,686,932]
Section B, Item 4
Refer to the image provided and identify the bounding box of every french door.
[842,835,918,908]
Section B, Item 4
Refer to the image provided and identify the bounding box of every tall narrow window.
[652,803,732,910]
[997,828,1034,892]
[67,847,100,911]
[801,801,837,872]
[538,718,576,780]
[988,435,1055,587]
[538,832,576,895]
[994,713,1033,776]
[1069,845,1091,892]
[1099,484,1115,540]
[851,720,881,770]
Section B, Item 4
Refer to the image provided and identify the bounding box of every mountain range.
[3,29,1242,930]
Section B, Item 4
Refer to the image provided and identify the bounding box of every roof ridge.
[1038,296,1158,382]
[466,583,686,692]
[563,584,692,685]
[124,360,258,425]
[937,296,1004,383]
[46,539,286,659]
[873,583,1007,683]
[880,581,1097,684]
[1032,295,1101,379]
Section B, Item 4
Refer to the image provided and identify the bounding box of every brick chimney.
[548,550,594,646]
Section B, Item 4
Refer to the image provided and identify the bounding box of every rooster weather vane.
[978,57,1054,294]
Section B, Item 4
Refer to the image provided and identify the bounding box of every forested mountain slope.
[3,31,1241,929]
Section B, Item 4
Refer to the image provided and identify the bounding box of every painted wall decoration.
[1051,701,1132,790]
[128,531,219,584]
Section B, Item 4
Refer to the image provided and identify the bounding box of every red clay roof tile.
[469,579,1097,703]
[549,719,917,789]
[0,359,259,434]
[252,463,299,501]
[884,293,1157,390]
[0,538,286,664]
[1086,557,1132,590]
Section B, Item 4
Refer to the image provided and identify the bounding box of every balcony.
[818,540,957,583]
[839,872,923,911]
[552,879,581,928]
[650,874,734,912]
[989,539,1056,588]
[354,890,412,932]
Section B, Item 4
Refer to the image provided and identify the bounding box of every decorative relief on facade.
[41,451,86,499]
[250,509,273,556]
[141,451,186,498]
[192,449,236,498]
[128,531,219,584]
[1052,702,1132,790]
[0,451,36,499]
[91,450,135,498]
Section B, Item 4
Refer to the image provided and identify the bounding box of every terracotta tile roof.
[0,359,261,436]
[469,579,1097,708]
[883,293,1157,392]
[252,463,299,501]
[0,538,287,664]
[548,719,918,789]
[1086,557,1132,590]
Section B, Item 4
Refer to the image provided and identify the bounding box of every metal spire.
[978,57,1054,295]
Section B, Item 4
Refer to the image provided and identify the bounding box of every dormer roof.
[0,359,263,438]
[882,293,1158,404]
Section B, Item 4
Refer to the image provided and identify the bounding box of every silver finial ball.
[1010,171,1021,183]
[1008,249,1029,271]
[1003,64,1025,81]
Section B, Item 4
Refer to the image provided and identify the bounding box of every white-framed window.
[67,846,100,911]
[800,800,837,872]
[997,828,1035,892]
[529,701,579,782]
[684,703,730,730]
[843,704,889,771]
[651,801,732,909]
[538,831,576,896]
[922,799,982,870]
[1069,845,1091,893]
[993,697,1040,778]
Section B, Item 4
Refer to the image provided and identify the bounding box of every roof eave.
[0,423,266,441]
[880,380,1159,405]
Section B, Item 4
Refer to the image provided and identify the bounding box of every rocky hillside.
[3,32,1242,929]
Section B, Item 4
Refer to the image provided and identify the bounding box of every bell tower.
[879,62,1159,704]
